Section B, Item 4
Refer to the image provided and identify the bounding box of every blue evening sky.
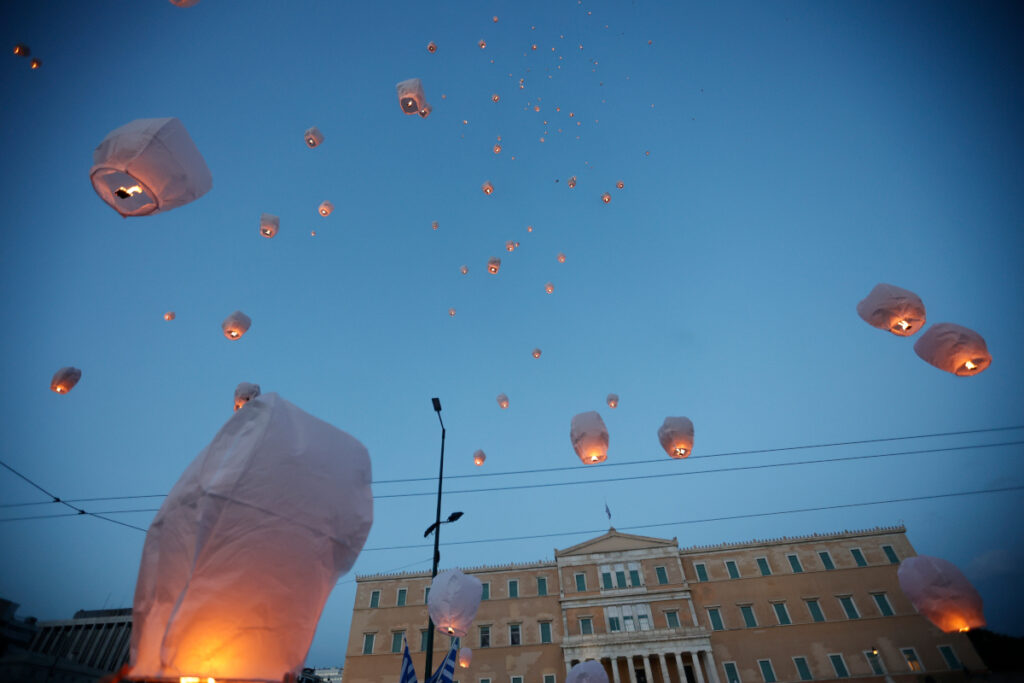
[1,0,1022,669]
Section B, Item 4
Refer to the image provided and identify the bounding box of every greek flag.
[426,640,458,683]
[399,636,418,683]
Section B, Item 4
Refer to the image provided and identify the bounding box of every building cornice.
[356,559,554,582]
[678,524,907,555]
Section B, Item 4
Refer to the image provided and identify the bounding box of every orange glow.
[473,450,486,466]
[432,221,439,230]
[506,240,516,252]
[311,230,316,236]
[13,44,29,56]
[959,627,970,632]
[449,308,456,317]
[616,180,624,189]
[532,348,542,358]
[567,176,576,188]
[544,282,554,294]
[963,360,977,370]
[478,40,486,49]
[601,192,611,204]
[497,394,509,409]
[492,94,500,102]
[447,626,455,634]
[427,41,437,53]
[487,257,501,274]
[482,181,494,195]
[590,453,601,463]
[164,312,176,321]
[30,58,40,69]
[557,252,566,263]
[493,144,502,154]
[493,16,499,22]
[179,678,215,683]
[527,225,533,232]
[673,447,688,457]
[896,320,911,331]
[532,44,538,51]
[115,184,143,198]
[460,265,469,275]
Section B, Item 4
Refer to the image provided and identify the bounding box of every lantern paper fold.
[427,569,482,637]
[913,323,992,376]
[90,117,211,217]
[897,555,985,633]
[130,393,373,682]
[571,411,609,465]
[856,283,926,336]
[233,382,261,411]
[567,661,609,683]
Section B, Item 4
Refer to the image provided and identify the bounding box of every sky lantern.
[601,192,611,204]
[29,58,41,68]
[478,39,486,49]
[506,240,517,252]
[396,78,430,117]
[50,367,81,395]
[482,181,494,195]
[557,253,566,263]
[473,450,486,466]
[897,555,985,633]
[658,416,694,459]
[544,282,554,294]
[432,221,439,231]
[233,382,261,412]
[914,323,991,376]
[90,117,212,218]
[571,411,609,465]
[493,144,502,154]
[532,348,542,358]
[427,568,482,637]
[305,126,324,148]
[496,393,509,409]
[606,394,619,409]
[568,661,609,683]
[856,283,926,336]
[448,308,456,317]
[616,181,625,189]
[130,393,372,683]
[222,311,251,340]
[460,265,469,275]
[491,94,500,103]
[13,44,29,57]
[487,257,501,274]
[427,41,437,53]
[459,647,472,669]
[169,0,201,6]
[259,213,279,239]
[164,311,175,321]
[318,201,333,217]
[568,176,577,188]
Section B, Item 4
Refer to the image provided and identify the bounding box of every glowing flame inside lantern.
[896,320,911,331]
[494,144,502,154]
[179,678,216,683]
[114,184,143,199]
[261,228,272,236]
[673,447,688,457]
[590,453,601,462]
[229,331,239,338]
[601,192,611,204]
[307,138,315,146]
[964,360,977,370]
[482,182,494,195]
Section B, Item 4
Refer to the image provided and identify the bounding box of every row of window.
[705,593,894,630]
[574,564,671,592]
[725,645,961,682]
[361,621,556,655]
[368,577,551,608]
[693,545,899,582]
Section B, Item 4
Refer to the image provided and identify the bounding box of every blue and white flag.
[426,640,458,683]
[399,636,418,683]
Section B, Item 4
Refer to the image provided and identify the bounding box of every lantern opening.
[447,627,455,634]
[261,228,272,236]
[229,331,239,338]
[895,319,911,332]
[673,447,687,457]
[114,184,143,199]
[964,360,977,370]
[55,386,66,393]
[590,453,600,462]
[179,678,215,683]
[401,98,418,113]
[94,170,157,215]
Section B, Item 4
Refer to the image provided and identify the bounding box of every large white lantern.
[856,283,926,336]
[130,393,373,682]
[222,310,251,340]
[427,568,482,637]
[233,382,261,412]
[259,213,279,239]
[658,416,694,459]
[571,411,608,465]
[458,647,472,669]
[913,323,992,376]
[305,126,324,148]
[396,78,430,117]
[897,555,985,633]
[50,366,82,394]
[91,117,212,217]
[567,661,608,683]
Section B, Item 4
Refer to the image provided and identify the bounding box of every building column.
[674,652,687,683]
[642,654,654,683]
[610,657,622,683]
[689,651,705,683]
[656,654,670,683]
[627,656,638,683]
[687,597,700,627]
[566,658,574,675]
[703,649,720,683]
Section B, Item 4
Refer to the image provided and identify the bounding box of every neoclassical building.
[343,526,984,683]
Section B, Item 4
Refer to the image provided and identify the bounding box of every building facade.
[344,526,984,683]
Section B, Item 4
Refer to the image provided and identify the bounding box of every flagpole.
[424,398,446,679]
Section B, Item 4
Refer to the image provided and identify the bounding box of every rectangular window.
[695,563,709,582]
[723,662,741,683]
[666,611,680,628]
[362,633,375,655]
[656,566,669,584]
[481,679,491,683]
[829,654,849,678]
[579,618,593,635]
[638,615,650,631]
[850,548,867,567]
[772,603,791,625]
[757,660,776,683]
[756,558,772,576]
[740,605,757,628]
[369,590,380,608]
[481,583,490,600]
[838,596,860,619]
[629,569,641,586]
[939,646,961,669]
[509,624,521,646]
[865,652,885,675]
[615,570,627,588]
[623,616,635,632]
[397,588,407,607]
[540,622,552,644]
[508,580,519,598]
[901,648,922,672]
[882,545,900,564]
[544,676,556,683]
[511,677,523,683]
[421,629,429,652]
[818,551,835,570]
[805,599,825,622]
[391,632,404,653]
[708,608,724,631]
[601,572,613,590]
[725,560,740,579]
[424,587,430,602]
[608,616,620,632]
[575,573,587,592]
[793,657,812,681]
[479,626,490,648]
[873,593,894,617]
[787,554,804,573]
[537,577,548,596]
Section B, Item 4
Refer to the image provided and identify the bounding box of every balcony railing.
[562,625,708,649]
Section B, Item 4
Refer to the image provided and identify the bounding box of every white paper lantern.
[658,416,694,459]
[91,117,212,217]
[458,647,472,669]
[606,394,619,409]
[913,323,991,376]
[318,201,334,217]
[856,283,926,336]
[897,555,985,633]
[473,450,486,466]
[397,78,429,116]
[567,661,608,683]
[259,213,279,239]
[222,311,251,340]
[234,382,261,412]
[130,393,373,681]
[50,366,81,394]
[487,257,501,274]
[571,411,608,465]
[427,568,482,637]
[496,393,509,409]
[305,126,324,148]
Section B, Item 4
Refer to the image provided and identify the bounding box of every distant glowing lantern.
[601,192,611,204]
[259,213,279,239]
[449,308,456,317]
[427,41,438,53]
[506,241,516,252]
[473,450,486,466]
[897,555,985,633]
[568,176,577,188]
[222,310,251,340]
[496,393,509,409]
[487,257,501,274]
[311,231,316,237]
[418,103,432,119]
[30,58,41,69]
[305,126,324,148]
[491,94,500,103]
[532,348,542,359]
[397,78,429,115]
[169,0,201,5]
[318,201,334,217]
[557,253,566,263]
[50,367,82,394]
[658,416,694,459]
[493,144,502,154]
[478,40,487,49]
[544,282,554,294]
[13,44,29,57]
[234,382,261,412]
[856,283,926,336]
[492,15,498,22]
[526,225,533,233]
[482,181,494,195]
[571,411,609,465]
[432,221,439,231]
[459,647,472,669]
[606,394,619,409]
[913,323,991,376]
[567,661,609,683]
[616,181,624,189]
[164,311,176,321]
[427,568,483,637]
[91,117,212,218]
[460,265,469,275]
[130,393,373,682]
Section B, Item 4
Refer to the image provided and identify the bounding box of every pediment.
[556,528,678,557]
